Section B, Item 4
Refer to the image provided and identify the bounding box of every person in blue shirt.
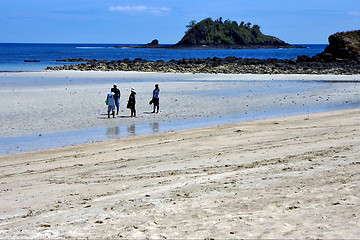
[151,84,160,113]
[111,84,121,115]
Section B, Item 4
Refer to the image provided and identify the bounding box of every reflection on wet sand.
[127,124,136,136]
[105,122,159,140]
[106,126,120,138]
[152,122,159,133]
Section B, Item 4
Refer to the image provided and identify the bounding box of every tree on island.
[186,20,197,31]
[174,17,288,48]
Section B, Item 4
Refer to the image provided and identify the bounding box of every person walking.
[127,87,136,117]
[111,84,121,115]
[106,89,116,118]
[151,84,160,113]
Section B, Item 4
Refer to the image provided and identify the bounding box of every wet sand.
[1,71,360,140]
[0,71,360,238]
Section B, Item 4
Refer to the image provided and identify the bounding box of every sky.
[0,0,359,44]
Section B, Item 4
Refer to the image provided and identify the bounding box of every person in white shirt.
[106,90,116,118]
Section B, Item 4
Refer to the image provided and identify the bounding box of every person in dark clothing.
[111,84,121,115]
[127,87,136,117]
[151,84,160,114]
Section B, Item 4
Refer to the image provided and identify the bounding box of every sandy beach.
[1,108,359,238]
[0,71,360,238]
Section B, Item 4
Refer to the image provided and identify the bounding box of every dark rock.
[312,52,335,63]
[46,55,360,74]
[146,39,159,46]
[24,60,40,62]
[297,55,312,62]
[323,30,360,60]
[56,58,88,62]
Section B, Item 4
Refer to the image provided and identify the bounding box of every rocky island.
[173,18,296,49]
[115,18,299,49]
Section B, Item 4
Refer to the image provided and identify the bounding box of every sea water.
[0,43,327,72]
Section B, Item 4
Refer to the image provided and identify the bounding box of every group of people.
[106,84,160,118]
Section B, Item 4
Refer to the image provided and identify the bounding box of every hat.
[113,84,117,87]
[131,87,135,92]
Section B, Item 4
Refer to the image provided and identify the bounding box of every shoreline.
[115,43,305,49]
[4,107,356,157]
[2,70,360,80]
[2,105,358,155]
[1,108,359,238]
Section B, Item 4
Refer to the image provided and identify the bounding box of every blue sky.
[0,0,359,44]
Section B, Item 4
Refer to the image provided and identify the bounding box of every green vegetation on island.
[173,17,290,48]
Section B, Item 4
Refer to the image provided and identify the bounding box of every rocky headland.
[321,30,360,60]
[47,30,360,75]
[116,18,301,49]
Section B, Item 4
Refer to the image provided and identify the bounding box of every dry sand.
[0,109,359,238]
[0,71,360,238]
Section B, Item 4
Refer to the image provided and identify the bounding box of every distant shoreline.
[114,43,306,50]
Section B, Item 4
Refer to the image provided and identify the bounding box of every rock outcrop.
[145,39,159,46]
[24,60,40,62]
[323,30,360,59]
[47,56,360,74]
[303,30,360,62]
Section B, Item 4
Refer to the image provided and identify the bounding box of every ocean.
[0,43,327,72]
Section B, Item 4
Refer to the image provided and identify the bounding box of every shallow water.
[0,102,358,155]
[1,77,360,154]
